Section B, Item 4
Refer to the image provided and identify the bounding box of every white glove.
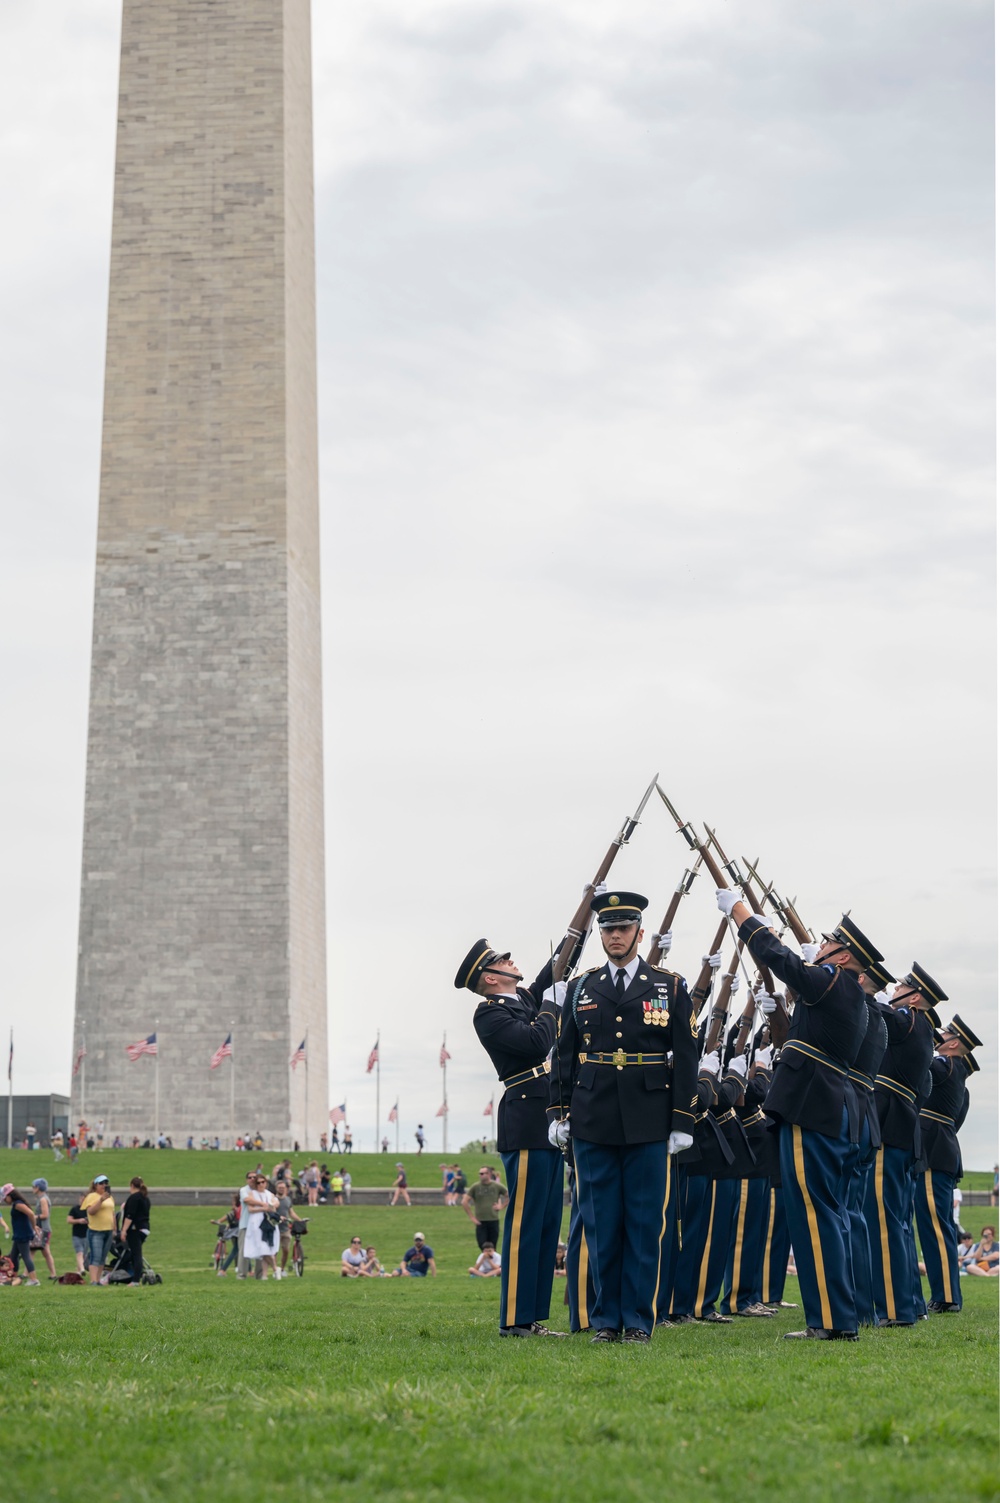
[699,1052,721,1078]
[800,942,820,964]
[657,930,673,954]
[667,1131,694,1155]
[716,888,740,916]
[728,1054,748,1078]
[584,881,608,898]
[727,972,741,995]
[702,951,722,970]
[752,911,776,930]
[542,981,568,1008]
[754,1047,773,1069]
[754,986,777,1016]
[548,1118,571,1150]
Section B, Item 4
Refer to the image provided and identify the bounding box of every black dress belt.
[502,1061,551,1089]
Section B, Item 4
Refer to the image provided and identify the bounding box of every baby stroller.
[102,1216,163,1285]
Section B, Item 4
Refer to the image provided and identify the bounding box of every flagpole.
[304,1027,310,1151]
[442,1032,448,1155]
[229,1021,235,1149]
[374,1030,380,1152]
[7,1028,13,1149]
[154,1018,160,1145]
[490,1096,495,1147]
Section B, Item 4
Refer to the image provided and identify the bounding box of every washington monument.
[72,0,328,1147]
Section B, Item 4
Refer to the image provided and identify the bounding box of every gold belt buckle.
[612,1048,627,1069]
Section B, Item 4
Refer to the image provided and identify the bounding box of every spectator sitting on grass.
[341,1236,366,1277]
[554,1241,568,1277]
[962,1226,1000,1276]
[396,1232,436,1277]
[361,1245,385,1277]
[469,1242,501,1278]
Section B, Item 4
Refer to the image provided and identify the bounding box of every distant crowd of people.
[1,1175,152,1286]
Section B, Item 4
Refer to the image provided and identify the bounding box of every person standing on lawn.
[455,936,566,1338]
[31,1178,58,1280]
[80,1175,116,1285]
[722,897,879,1343]
[121,1176,151,1286]
[914,1013,981,1313]
[461,1165,509,1251]
[2,1185,41,1285]
[547,891,699,1344]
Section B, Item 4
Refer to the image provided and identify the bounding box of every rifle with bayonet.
[644,850,704,965]
[742,859,815,948]
[551,774,659,984]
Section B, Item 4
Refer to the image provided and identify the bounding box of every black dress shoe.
[590,1328,620,1343]
[876,1319,915,1328]
[927,1301,961,1313]
[735,1303,777,1317]
[784,1327,859,1341]
[622,1328,651,1343]
[499,1325,536,1338]
[530,1323,569,1337]
[696,1311,732,1324]
[669,1313,696,1325]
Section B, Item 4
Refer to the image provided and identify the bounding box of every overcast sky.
[0,1,995,1165]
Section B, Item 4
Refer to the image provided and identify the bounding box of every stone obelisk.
[72,0,327,1149]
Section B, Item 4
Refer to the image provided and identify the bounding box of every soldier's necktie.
[615,968,627,999]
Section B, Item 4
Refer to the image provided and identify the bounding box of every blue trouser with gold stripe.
[565,1178,596,1332]
[722,1178,770,1314]
[906,1170,926,1319]
[914,1168,961,1309]
[843,1123,877,1326]
[761,1184,792,1305]
[499,1147,564,1330]
[573,1137,671,1334]
[864,1143,921,1325]
[654,1161,685,1322]
[671,1174,739,1318]
[779,1113,856,1334]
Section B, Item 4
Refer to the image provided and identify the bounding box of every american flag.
[290,1038,306,1070]
[210,1034,232,1071]
[72,1045,87,1077]
[126,1032,157,1062]
[436,1100,448,1117]
[366,1040,379,1074]
[329,1103,346,1125]
[388,1102,398,1123]
[483,1098,493,1117]
[439,1039,451,1067]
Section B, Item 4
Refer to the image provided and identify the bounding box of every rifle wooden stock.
[552,844,624,983]
[703,944,740,1054]
[689,918,730,1008]
[644,855,703,965]
[780,899,813,948]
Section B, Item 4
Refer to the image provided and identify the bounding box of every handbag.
[29,1225,46,1250]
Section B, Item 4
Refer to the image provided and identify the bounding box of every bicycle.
[290,1218,310,1277]
[210,1217,238,1276]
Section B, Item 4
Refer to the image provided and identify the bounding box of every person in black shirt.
[121,1176,151,1286]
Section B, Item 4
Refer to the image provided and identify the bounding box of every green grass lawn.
[1,1204,997,1503]
[0,1148,499,1190]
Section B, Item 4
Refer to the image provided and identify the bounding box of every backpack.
[57,1271,86,1285]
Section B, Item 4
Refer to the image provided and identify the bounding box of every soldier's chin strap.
[483,972,524,987]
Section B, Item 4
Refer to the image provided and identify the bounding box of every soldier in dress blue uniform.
[843,961,892,1327]
[914,1013,981,1313]
[863,961,942,1328]
[548,891,699,1343]
[717,888,880,1341]
[721,1022,780,1319]
[454,939,567,1337]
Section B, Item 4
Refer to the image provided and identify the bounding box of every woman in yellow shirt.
[80,1175,116,1285]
